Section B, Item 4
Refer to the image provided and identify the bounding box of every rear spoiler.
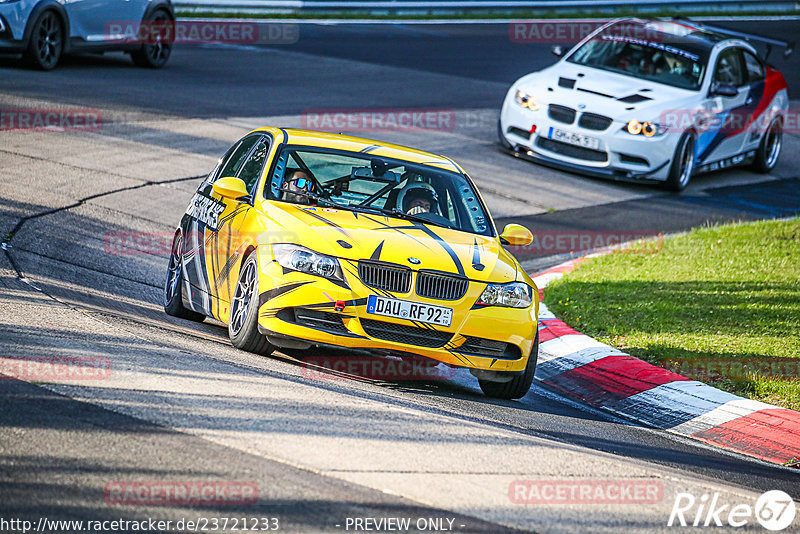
[673,17,794,62]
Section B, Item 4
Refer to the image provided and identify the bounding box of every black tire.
[130,9,173,69]
[164,232,205,322]
[750,117,783,173]
[229,254,275,355]
[665,132,696,192]
[479,332,538,400]
[498,118,513,149]
[22,10,64,70]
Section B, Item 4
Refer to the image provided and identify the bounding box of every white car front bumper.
[499,99,681,183]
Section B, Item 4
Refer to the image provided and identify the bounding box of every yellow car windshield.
[267,146,493,237]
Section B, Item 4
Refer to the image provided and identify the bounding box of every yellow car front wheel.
[229,254,275,356]
[478,332,538,400]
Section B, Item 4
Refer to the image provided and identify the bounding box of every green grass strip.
[544,218,800,411]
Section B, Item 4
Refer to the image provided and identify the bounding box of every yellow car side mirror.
[500,224,534,247]
[212,177,249,200]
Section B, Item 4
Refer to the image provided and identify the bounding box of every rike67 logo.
[668,490,796,531]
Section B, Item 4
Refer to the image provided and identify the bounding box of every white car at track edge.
[499,18,793,190]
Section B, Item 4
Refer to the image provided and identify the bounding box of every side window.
[237,137,270,196]
[202,143,238,187]
[743,50,765,82]
[713,48,745,87]
[218,135,259,180]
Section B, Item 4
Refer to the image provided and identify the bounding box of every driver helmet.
[397,181,439,213]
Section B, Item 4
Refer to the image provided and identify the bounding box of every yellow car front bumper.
[255,256,538,373]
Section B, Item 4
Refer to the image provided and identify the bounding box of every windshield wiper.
[284,191,393,218]
[373,207,446,228]
[289,194,448,229]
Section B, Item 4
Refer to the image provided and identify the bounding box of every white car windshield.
[568,34,707,90]
[267,147,494,237]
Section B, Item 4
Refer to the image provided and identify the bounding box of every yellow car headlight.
[514,90,539,111]
[272,244,344,281]
[477,282,532,308]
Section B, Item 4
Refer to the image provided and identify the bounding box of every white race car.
[499,18,792,190]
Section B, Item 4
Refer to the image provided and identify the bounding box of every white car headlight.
[272,244,344,281]
[514,90,539,111]
[625,120,666,137]
[478,282,533,308]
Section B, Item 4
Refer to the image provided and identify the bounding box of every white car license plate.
[366,295,452,327]
[548,127,601,151]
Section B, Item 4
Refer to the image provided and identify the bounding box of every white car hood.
[516,62,698,122]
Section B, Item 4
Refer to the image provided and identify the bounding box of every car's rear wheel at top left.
[130,9,173,68]
[23,10,63,70]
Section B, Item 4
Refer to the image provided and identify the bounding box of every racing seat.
[383,187,402,211]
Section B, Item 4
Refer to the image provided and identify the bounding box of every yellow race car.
[165,128,539,398]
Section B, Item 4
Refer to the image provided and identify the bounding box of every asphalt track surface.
[2,18,800,533]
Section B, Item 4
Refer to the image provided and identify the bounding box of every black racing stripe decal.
[361,214,464,275]
[359,145,381,153]
[258,281,312,308]
[344,265,360,282]
[412,223,466,276]
[218,204,248,226]
[361,215,431,247]
[207,225,221,317]
[328,276,351,291]
[372,287,394,298]
[370,240,384,261]
[192,220,213,314]
[445,335,464,350]
[472,239,485,271]
[446,351,472,366]
[215,244,244,291]
[297,208,350,236]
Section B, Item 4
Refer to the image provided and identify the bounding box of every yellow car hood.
[267,204,519,283]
